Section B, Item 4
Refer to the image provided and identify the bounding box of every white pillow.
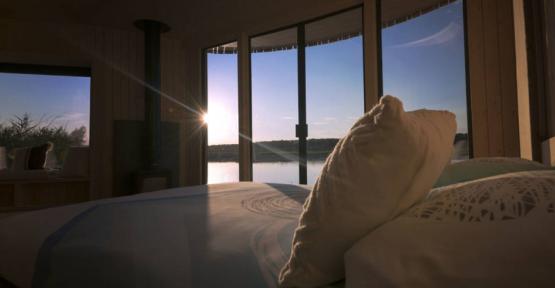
[345,170,555,288]
[434,157,552,187]
[279,96,456,287]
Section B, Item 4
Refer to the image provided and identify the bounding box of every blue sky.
[207,1,467,145]
[0,73,91,143]
[382,0,467,133]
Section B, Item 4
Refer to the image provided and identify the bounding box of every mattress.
[0,182,329,288]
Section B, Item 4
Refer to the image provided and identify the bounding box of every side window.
[0,68,90,170]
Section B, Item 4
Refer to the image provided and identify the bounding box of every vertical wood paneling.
[482,0,504,156]
[121,30,130,121]
[102,28,114,198]
[363,0,381,111]
[498,0,520,156]
[112,30,122,120]
[545,0,555,137]
[160,37,190,186]
[135,32,145,121]
[90,27,106,199]
[238,33,253,181]
[466,0,489,156]
[466,0,520,157]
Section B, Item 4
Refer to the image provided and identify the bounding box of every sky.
[207,0,467,145]
[0,73,91,143]
[382,0,468,133]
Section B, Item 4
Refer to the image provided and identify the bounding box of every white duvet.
[0,183,312,288]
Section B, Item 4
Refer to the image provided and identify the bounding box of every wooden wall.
[466,0,521,157]
[545,0,555,138]
[0,19,189,198]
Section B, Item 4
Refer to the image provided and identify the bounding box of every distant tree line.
[208,134,470,162]
[0,114,87,165]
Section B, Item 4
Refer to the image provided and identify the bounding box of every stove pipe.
[134,19,170,170]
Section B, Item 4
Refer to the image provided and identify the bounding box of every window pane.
[0,72,90,170]
[381,0,470,160]
[251,28,299,184]
[206,42,239,184]
[306,8,364,184]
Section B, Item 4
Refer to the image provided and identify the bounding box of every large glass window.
[205,42,240,184]
[381,0,470,160]
[0,70,90,170]
[250,8,364,185]
[251,28,299,184]
[306,8,364,184]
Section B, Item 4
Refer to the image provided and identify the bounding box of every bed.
[0,183,326,288]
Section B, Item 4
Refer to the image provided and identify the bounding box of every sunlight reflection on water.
[208,162,324,185]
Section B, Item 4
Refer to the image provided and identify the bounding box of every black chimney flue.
[134,19,170,170]
[133,19,171,193]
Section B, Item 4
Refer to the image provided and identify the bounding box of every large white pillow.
[279,96,456,287]
[434,157,552,188]
[345,170,555,288]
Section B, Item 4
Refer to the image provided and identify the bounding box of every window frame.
[0,62,92,169]
[202,0,474,185]
[202,41,240,184]
[248,5,365,185]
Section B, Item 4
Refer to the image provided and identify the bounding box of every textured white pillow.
[345,170,555,288]
[279,96,456,287]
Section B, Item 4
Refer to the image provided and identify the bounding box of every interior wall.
[0,18,189,198]
[513,0,533,160]
[466,0,521,157]
[545,0,555,138]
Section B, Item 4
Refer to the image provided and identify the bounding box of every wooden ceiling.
[1,0,455,45]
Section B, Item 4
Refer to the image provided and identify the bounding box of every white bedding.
[0,183,312,288]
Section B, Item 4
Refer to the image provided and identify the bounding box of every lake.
[208,161,325,185]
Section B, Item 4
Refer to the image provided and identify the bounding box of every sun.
[202,104,232,131]
[203,102,237,144]
[202,112,210,125]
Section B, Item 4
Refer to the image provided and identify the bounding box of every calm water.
[208,161,325,185]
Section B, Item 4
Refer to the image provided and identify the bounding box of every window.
[205,42,240,184]
[306,9,364,183]
[0,65,90,170]
[250,8,364,185]
[251,28,299,184]
[381,0,470,160]
[204,3,470,185]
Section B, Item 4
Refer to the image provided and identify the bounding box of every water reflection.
[208,162,325,185]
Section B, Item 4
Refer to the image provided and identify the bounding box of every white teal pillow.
[434,157,552,188]
[345,170,555,288]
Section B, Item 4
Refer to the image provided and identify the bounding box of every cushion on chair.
[27,143,52,170]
